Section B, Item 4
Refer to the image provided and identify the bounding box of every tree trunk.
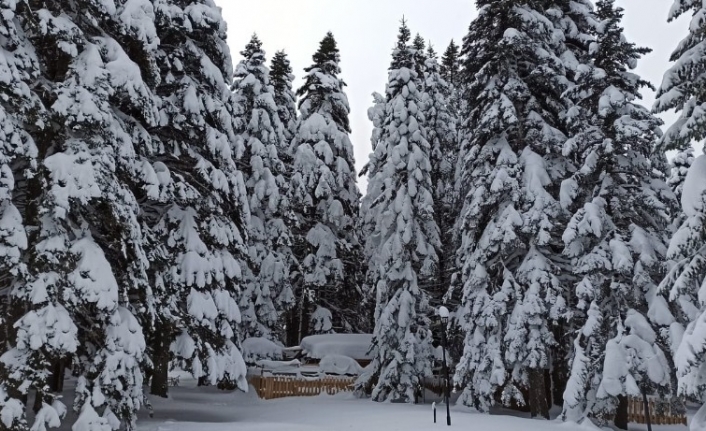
[32,389,43,413]
[528,368,550,419]
[614,395,629,430]
[49,358,65,393]
[150,323,170,398]
[551,361,567,407]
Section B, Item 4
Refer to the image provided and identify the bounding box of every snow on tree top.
[299,334,373,360]
[681,154,706,217]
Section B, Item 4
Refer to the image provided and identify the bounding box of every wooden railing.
[627,397,686,426]
[248,375,356,400]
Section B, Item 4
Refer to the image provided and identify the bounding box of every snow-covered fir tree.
[453,0,576,418]
[412,33,427,88]
[357,91,389,332]
[356,21,440,403]
[421,49,458,308]
[270,50,299,147]
[150,0,249,392]
[669,149,695,204]
[440,40,461,89]
[667,148,695,235]
[560,1,676,425]
[233,35,295,342]
[0,1,42,428]
[655,0,706,423]
[0,0,162,429]
[290,32,361,338]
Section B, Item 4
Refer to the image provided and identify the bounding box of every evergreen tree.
[0,0,161,429]
[233,35,295,341]
[270,50,298,146]
[290,32,361,338]
[669,149,695,204]
[0,0,42,428]
[668,148,695,233]
[421,51,458,308]
[358,91,388,332]
[453,0,573,417]
[150,0,249,392]
[655,0,706,418]
[560,1,676,425]
[412,33,427,87]
[356,21,440,403]
[440,40,461,88]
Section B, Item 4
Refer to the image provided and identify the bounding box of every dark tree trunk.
[551,320,569,407]
[49,358,66,393]
[544,369,553,408]
[32,389,43,413]
[551,361,567,407]
[614,395,629,430]
[528,368,550,419]
[150,323,170,398]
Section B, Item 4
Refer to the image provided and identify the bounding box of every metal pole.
[441,323,451,426]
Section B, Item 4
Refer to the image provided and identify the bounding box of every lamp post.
[438,306,451,426]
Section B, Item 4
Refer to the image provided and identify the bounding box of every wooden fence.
[248,375,356,400]
[627,397,686,426]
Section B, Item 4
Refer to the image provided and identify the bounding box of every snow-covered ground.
[136,378,691,431]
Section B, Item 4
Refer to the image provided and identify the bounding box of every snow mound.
[318,354,363,375]
[256,359,301,372]
[300,334,373,360]
[242,337,283,364]
[681,154,706,217]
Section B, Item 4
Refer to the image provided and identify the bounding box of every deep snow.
[134,377,692,431]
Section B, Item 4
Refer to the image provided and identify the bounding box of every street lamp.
[438,306,451,426]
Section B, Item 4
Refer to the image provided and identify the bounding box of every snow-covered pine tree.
[150,0,249,391]
[667,149,695,236]
[655,0,706,423]
[356,21,440,403]
[233,35,295,342]
[453,0,572,417]
[357,91,388,333]
[0,0,163,429]
[440,40,461,89]
[0,1,42,428]
[421,50,458,309]
[412,33,427,89]
[560,1,676,426]
[290,32,361,338]
[270,50,298,148]
[669,149,695,205]
[664,155,706,428]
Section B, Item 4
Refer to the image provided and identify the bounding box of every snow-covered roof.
[318,354,364,375]
[300,334,373,360]
[242,337,283,363]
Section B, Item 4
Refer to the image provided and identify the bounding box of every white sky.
[218,0,693,191]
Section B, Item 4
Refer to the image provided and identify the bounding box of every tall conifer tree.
[233,35,295,342]
[290,33,361,338]
[453,0,574,417]
[655,0,706,421]
[357,21,439,403]
[560,1,676,425]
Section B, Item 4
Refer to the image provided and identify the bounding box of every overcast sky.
[218,0,692,191]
